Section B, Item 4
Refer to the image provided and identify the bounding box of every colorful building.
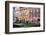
[13,7,40,23]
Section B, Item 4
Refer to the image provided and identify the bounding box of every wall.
[0,0,46,35]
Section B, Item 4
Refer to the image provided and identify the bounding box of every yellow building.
[17,7,32,21]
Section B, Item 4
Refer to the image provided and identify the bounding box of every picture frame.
[5,1,45,34]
